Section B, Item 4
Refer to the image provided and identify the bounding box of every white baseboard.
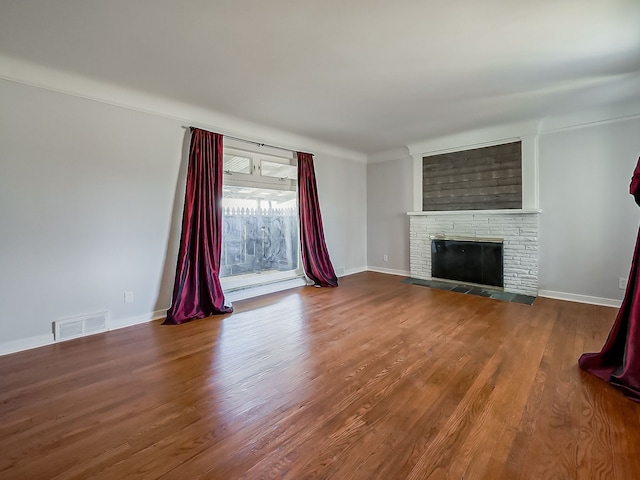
[0,333,55,357]
[108,309,167,330]
[341,267,368,277]
[537,290,622,308]
[367,266,411,277]
[0,310,167,357]
[1,286,619,359]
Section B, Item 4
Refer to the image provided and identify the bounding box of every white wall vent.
[54,311,109,342]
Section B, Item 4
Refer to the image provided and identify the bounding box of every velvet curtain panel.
[164,129,232,325]
[579,157,640,402]
[297,152,338,287]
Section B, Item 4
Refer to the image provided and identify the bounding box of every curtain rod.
[188,126,311,156]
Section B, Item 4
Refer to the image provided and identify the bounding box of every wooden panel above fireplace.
[422,141,522,211]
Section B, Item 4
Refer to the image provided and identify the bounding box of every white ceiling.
[1,0,639,155]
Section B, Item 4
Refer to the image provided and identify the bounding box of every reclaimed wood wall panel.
[423,141,522,211]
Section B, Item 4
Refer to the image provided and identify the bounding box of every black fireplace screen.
[431,239,503,288]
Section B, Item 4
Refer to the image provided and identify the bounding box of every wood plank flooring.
[1,272,639,479]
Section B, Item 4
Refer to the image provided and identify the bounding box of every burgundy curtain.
[579,156,640,402]
[297,152,338,287]
[164,129,233,325]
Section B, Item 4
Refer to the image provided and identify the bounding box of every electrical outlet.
[619,278,628,290]
[383,254,388,262]
[124,291,134,304]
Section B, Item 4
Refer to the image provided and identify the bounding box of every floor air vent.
[54,311,109,342]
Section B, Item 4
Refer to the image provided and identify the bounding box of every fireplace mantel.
[408,209,541,296]
[408,209,541,216]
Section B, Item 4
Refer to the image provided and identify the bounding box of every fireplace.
[431,236,503,288]
[408,210,540,296]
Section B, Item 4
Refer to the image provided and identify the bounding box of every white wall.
[366,148,413,275]
[0,79,183,351]
[314,153,367,276]
[0,78,367,353]
[538,117,640,303]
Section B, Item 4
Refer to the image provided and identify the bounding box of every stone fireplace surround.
[408,210,540,296]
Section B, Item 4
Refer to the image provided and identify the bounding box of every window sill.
[223,274,307,303]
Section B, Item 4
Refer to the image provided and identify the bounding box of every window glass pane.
[221,185,298,278]
[261,160,297,180]
[224,154,252,174]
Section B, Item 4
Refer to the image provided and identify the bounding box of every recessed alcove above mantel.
[408,209,541,296]
[409,132,540,214]
[421,141,523,211]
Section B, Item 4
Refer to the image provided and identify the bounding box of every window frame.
[220,146,303,292]
[223,147,297,192]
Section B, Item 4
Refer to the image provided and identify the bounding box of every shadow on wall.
[153,130,191,315]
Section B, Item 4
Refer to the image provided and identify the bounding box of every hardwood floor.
[1,272,639,479]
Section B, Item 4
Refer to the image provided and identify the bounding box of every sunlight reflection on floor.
[213,294,313,424]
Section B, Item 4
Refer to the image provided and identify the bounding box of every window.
[221,147,300,289]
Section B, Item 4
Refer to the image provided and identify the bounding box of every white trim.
[408,209,541,216]
[410,136,524,157]
[223,146,297,191]
[367,266,411,277]
[407,121,540,156]
[0,310,167,357]
[224,277,307,303]
[221,271,304,292]
[224,143,294,162]
[539,103,640,134]
[108,310,167,330]
[342,267,368,277]
[366,147,411,164]
[520,133,539,209]
[412,153,423,212]
[0,334,55,357]
[538,290,621,308]
[223,266,368,302]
